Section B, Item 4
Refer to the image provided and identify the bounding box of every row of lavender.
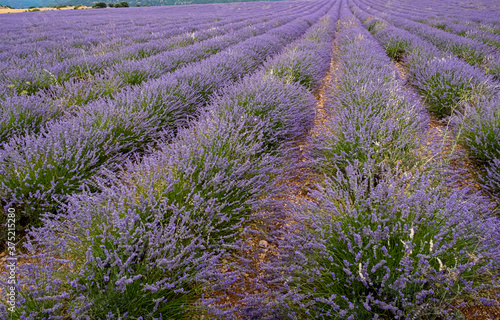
[375,0,500,44]
[0,0,333,249]
[0,1,340,317]
[0,2,306,63]
[359,0,500,41]
[225,1,499,318]
[348,0,500,201]
[0,5,317,143]
[0,0,324,142]
[0,2,315,111]
[2,0,499,317]
[0,2,316,97]
[354,0,500,80]
[362,0,500,54]
[1,14,266,95]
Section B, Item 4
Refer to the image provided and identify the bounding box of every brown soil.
[460,302,500,320]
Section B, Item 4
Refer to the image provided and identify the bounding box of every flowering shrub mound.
[270,162,500,319]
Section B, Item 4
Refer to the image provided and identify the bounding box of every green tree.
[92,2,107,8]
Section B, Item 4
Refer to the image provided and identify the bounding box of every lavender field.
[0,0,500,319]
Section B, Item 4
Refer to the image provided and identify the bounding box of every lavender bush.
[264,14,336,89]
[0,106,148,228]
[208,74,316,149]
[458,96,500,164]
[0,95,63,144]
[270,162,500,319]
[50,73,125,107]
[456,94,500,196]
[408,56,497,118]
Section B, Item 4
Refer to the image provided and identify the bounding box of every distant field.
[0,0,286,10]
[0,0,499,319]
[0,5,90,13]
